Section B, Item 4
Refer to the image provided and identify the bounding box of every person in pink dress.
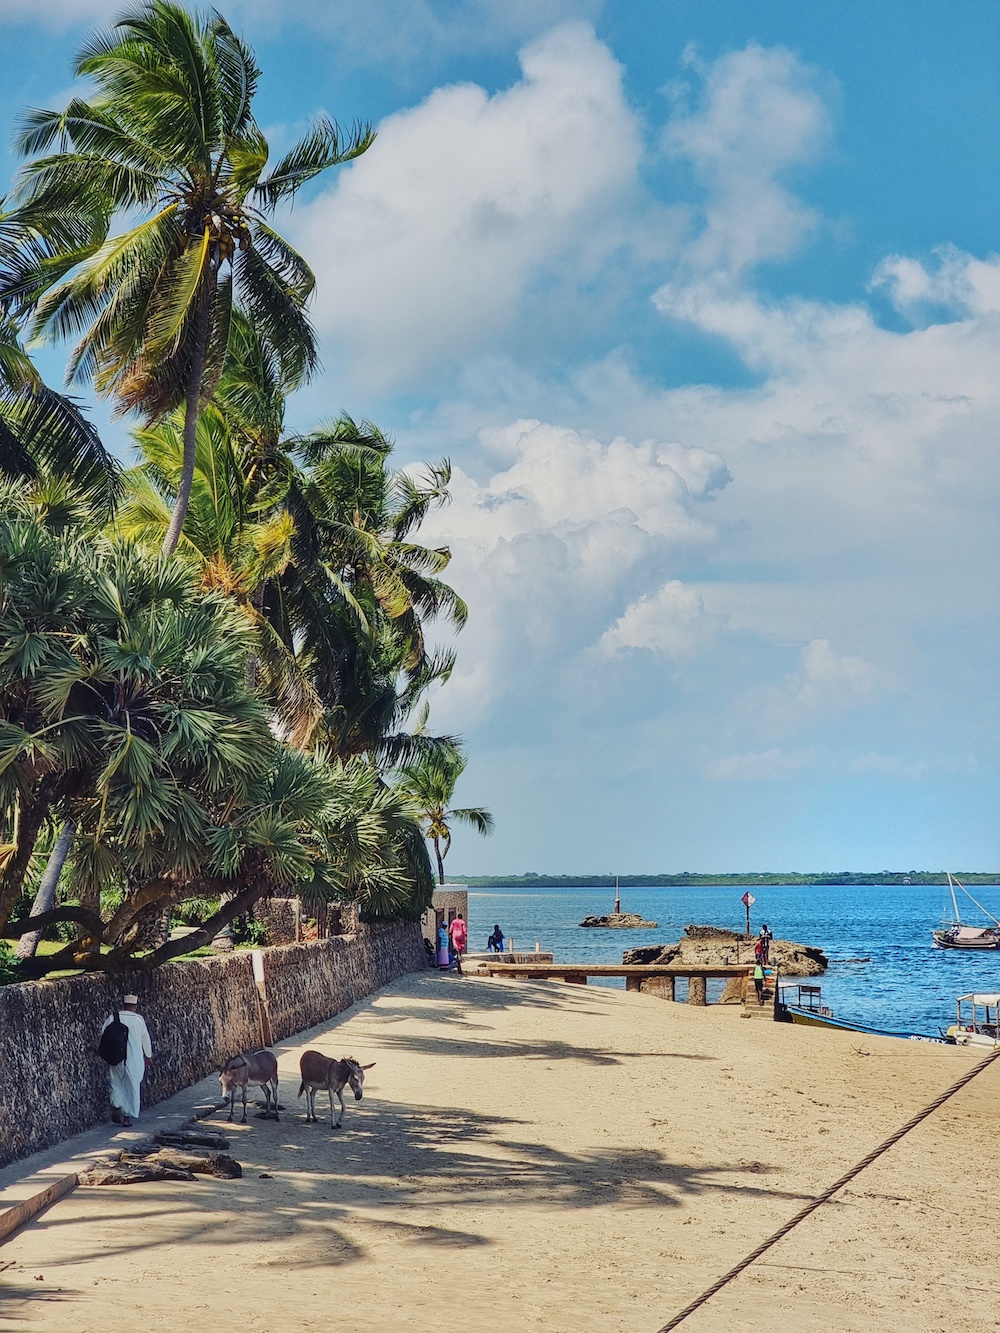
[448,913,468,959]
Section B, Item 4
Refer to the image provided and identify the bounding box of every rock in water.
[622,923,828,977]
[579,912,658,928]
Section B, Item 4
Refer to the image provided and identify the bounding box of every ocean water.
[466,882,1000,1037]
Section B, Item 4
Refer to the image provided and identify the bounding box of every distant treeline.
[447,872,999,888]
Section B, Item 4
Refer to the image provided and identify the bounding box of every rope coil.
[657,1042,1000,1331]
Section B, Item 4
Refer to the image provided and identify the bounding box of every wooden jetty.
[475,961,754,1007]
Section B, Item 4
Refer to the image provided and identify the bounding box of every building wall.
[0,920,426,1170]
[420,888,469,943]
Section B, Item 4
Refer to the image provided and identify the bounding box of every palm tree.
[2,0,372,554]
[400,749,493,885]
[0,308,118,510]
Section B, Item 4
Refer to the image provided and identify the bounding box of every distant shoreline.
[447,872,1000,888]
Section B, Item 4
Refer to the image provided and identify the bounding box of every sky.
[1,0,998,875]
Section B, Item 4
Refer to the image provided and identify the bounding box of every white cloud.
[292,22,643,391]
[660,43,831,282]
[599,580,716,660]
[871,245,1000,319]
[417,419,729,722]
[706,748,817,781]
[787,639,882,711]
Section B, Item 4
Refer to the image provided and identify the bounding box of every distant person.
[436,922,451,968]
[753,963,765,1004]
[423,937,436,967]
[487,925,505,953]
[99,994,152,1128]
[754,938,763,965]
[448,913,468,958]
[760,923,772,965]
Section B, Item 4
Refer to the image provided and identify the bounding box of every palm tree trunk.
[432,835,445,886]
[15,819,75,961]
[161,300,211,557]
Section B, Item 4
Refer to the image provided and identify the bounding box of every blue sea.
[466,882,1000,1038]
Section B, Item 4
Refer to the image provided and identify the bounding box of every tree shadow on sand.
[21,1098,819,1277]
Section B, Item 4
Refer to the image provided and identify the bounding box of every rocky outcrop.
[579,912,658,928]
[623,924,827,976]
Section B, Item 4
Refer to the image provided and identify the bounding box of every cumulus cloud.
[660,43,831,283]
[599,580,716,660]
[291,22,643,390]
[416,419,729,722]
[871,245,1000,319]
[786,639,882,711]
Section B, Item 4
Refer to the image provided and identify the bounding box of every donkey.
[297,1051,375,1129]
[220,1049,280,1123]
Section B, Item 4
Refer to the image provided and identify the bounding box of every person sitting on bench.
[487,925,505,952]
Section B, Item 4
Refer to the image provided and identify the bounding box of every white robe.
[100,1011,152,1119]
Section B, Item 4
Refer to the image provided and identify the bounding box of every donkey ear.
[362,1062,376,1069]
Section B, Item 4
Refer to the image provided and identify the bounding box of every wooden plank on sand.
[0,1172,78,1245]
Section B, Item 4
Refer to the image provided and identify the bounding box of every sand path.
[1,972,997,1332]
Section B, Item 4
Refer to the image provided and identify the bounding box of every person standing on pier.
[753,963,765,1004]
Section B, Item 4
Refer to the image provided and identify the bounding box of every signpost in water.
[741,891,756,938]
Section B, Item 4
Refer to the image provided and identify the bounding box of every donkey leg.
[272,1078,280,1121]
[241,1083,248,1124]
[227,1089,235,1123]
[333,1088,345,1129]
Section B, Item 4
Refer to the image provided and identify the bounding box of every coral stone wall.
[0,921,426,1169]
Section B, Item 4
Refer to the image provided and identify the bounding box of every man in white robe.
[100,995,153,1127]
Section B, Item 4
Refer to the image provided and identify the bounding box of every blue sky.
[2,1,998,874]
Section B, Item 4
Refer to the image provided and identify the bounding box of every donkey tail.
[297,1081,305,1098]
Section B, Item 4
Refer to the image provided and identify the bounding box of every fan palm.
[399,749,493,885]
[2,0,372,554]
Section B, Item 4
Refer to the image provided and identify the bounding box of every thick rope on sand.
[657,1042,1000,1331]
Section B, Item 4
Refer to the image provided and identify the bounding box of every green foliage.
[0,941,21,985]
[400,748,494,886]
[175,895,220,926]
[233,914,268,946]
[2,0,373,551]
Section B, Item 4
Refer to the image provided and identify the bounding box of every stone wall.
[252,897,300,945]
[0,920,426,1170]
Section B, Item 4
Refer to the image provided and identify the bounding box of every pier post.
[688,976,707,1006]
[640,976,676,1001]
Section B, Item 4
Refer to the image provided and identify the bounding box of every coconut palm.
[399,749,493,885]
[0,309,118,509]
[2,0,372,554]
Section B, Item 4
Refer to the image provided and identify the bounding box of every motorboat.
[931,873,1000,950]
[778,983,942,1042]
[946,993,1000,1049]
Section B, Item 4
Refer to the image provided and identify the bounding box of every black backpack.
[98,1011,129,1066]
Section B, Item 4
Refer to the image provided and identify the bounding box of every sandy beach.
[2,972,997,1333]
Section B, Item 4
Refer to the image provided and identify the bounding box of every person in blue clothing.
[487,924,504,952]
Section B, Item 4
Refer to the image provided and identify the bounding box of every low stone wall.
[252,897,300,945]
[0,920,426,1170]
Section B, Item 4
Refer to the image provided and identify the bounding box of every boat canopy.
[959,993,1000,1006]
[953,926,996,941]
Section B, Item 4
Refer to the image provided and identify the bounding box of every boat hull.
[783,1005,942,1042]
[932,932,1000,950]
